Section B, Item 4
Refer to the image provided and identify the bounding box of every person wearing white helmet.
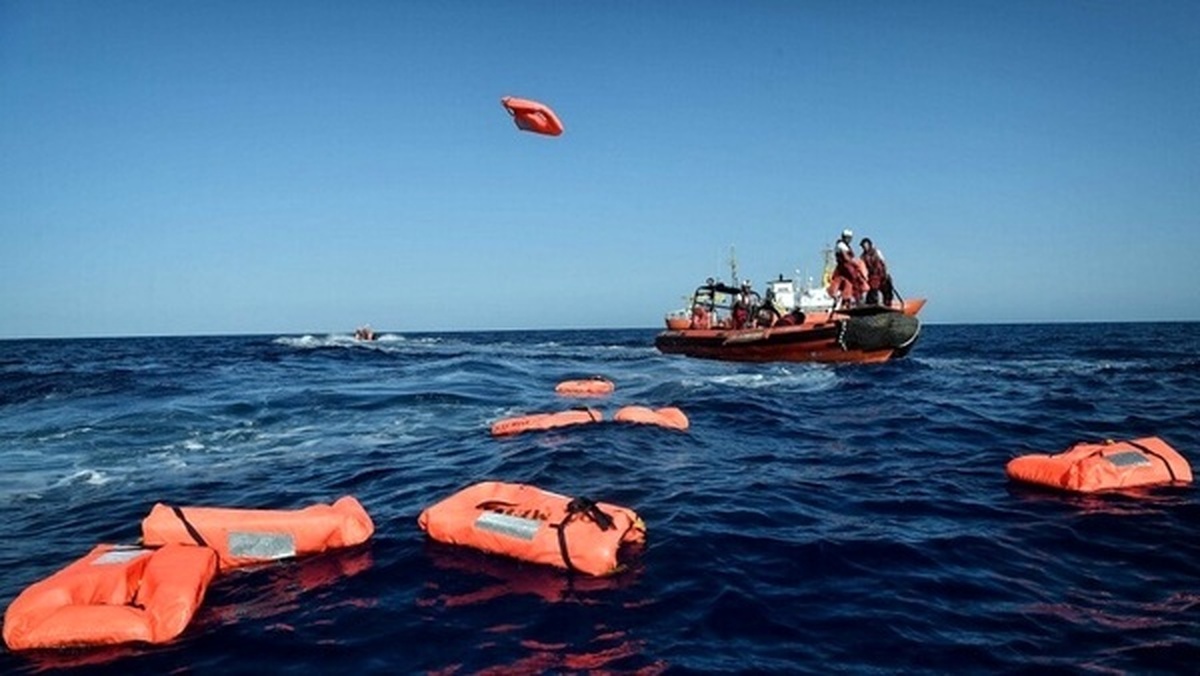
[828,228,868,306]
[837,229,854,257]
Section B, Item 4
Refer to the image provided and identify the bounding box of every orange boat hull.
[901,298,925,316]
[654,310,920,364]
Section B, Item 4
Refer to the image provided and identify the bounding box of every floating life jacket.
[3,543,218,650]
[418,481,645,576]
[613,405,689,431]
[1006,436,1193,493]
[490,408,603,437]
[554,377,615,397]
[140,496,374,570]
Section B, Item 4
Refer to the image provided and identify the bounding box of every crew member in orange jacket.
[860,237,894,306]
[828,229,868,306]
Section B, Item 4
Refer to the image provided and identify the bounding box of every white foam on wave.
[919,355,1132,378]
[274,334,324,348]
[274,333,416,351]
[55,469,115,487]
[686,367,838,393]
[36,426,94,443]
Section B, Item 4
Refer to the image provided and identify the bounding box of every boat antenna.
[728,245,739,286]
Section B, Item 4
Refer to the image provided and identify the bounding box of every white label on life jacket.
[228,531,296,560]
[93,547,152,565]
[475,511,540,541]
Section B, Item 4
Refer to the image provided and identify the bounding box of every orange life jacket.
[418,481,645,576]
[613,405,689,430]
[862,249,888,288]
[1006,436,1192,493]
[140,496,374,570]
[554,377,615,397]
[3,543,218,650]
[490,408,603,437]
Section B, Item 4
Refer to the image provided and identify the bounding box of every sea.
[1,323,1198,674]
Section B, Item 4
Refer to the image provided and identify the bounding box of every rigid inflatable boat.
[140,495,375,569]
[656,304,921,364]
[490,408,603,437]
[3,543,218,650]
[1006,436,1193,493]
[418,481,645,576]
[554,377,615,397]
[613,405,689,431]
[657,267,924,364]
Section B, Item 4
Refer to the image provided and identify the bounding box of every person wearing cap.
[860,237,894,306]
[828,229,868,306]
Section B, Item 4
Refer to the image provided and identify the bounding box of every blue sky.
[2,1,1197,338]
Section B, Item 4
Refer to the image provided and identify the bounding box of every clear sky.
[2,1,1197,338]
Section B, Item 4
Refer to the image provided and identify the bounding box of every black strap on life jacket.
[551,497,615,574]
[170,505,211,549]
[1124,439,1178,481]
[569,406,602,423]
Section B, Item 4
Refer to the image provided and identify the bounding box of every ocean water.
[1,324,1198,674]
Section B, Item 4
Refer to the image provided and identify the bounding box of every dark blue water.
[2,324,1198,674]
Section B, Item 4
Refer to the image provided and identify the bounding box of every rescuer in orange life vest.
[860,237,894,306]
[731,280,753,329]
[829,229,868,306]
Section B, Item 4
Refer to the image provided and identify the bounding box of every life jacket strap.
[551,496,616,573]
[1124,439,1178,481]
[170,506,211,549]
[569,406,602,423]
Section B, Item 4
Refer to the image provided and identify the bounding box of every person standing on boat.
[732,280,754,329]
[860,237,894,306]
[829,229,868,306]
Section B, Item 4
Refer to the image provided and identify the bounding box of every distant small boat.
[354,325,376,342]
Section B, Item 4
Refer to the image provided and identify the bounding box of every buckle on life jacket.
[564,497,614,531]
[552,497,616,574]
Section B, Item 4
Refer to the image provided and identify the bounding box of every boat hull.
[654,311,921,364]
